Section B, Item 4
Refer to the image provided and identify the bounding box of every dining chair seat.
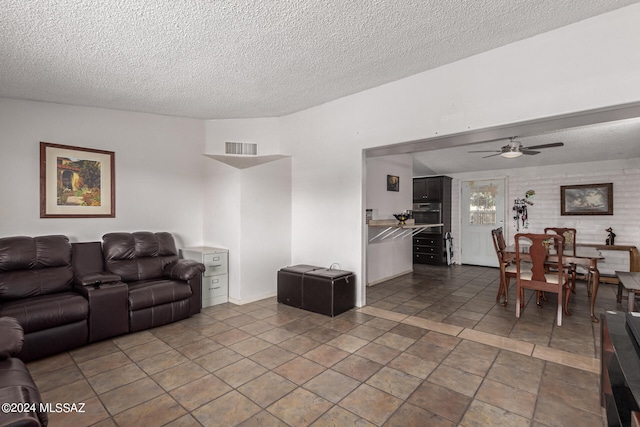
[518,271,564,284]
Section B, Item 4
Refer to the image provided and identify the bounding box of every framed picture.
[40,142,115,218]
[560,183,613,216]
[387,175,399,192]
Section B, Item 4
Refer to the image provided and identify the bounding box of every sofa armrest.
[164,260,205,281]
[0,317,24,360]
[74,272,122,287]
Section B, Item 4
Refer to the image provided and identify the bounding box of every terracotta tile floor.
[27,264,616,426]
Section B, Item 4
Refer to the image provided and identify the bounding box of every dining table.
[504,243,604,323]
[615,271,640,312]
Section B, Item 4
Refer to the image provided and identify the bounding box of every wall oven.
[412,202,443,234]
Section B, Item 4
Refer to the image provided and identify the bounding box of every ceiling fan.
[468,137,564,158]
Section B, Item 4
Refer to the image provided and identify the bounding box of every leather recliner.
[101,232,204,332]
[0,236,89,362]
[0,316,48,427]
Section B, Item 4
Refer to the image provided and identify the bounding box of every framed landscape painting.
[560,183,613,216]
[40,142,115,218]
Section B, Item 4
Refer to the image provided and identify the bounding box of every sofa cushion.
[127,279,192,311]
[103,232,179,282]
[0,235,73,300]
[0,317,24,359]
[0,293,89,334]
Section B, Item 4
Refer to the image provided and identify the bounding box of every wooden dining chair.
[491,227,516,305]
[544,227,578,294]
[515,233,571,326]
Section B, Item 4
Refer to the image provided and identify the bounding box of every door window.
[468,182,497,225]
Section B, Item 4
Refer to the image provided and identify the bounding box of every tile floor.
[27,264,618,426]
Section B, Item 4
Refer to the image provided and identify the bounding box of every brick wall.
[508,165,640,275]
[450,159,640,273]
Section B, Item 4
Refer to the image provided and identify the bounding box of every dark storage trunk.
[277,265,355,316]
[304,268,355,316]
[277,265,320,308]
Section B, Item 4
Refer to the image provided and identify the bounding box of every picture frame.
[387,175,399,192]
[40,142,115,218]
[560,183,613,216]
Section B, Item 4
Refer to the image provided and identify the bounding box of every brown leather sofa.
[0,236,89,362]
[0,232,204,362]
[0,317,48,427]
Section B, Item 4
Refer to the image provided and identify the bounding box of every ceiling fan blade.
[482,153,502,158]
[468,150,500,153]
[521,150,541,155]
[522,142,564,150]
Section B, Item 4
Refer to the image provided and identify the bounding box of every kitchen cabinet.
[413,235,444,265]
[413,176,452,265]
[181,247,229,307]
[413,176,449,202]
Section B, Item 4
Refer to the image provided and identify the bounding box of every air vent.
[225,142,257,155]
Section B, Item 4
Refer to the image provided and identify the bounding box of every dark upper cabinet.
[413,176,448,202]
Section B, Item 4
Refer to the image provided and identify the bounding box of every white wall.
[505,159,640,246]
[202,159,242,291]
[204,118,291,304]
[366,154,413,285]
[450,158,640,274]
[0,98,205,246]
[239,158,292,302]
[279,4,640,306]
[510,159,640,275]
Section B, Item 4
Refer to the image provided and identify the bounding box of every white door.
[461,179,506,267]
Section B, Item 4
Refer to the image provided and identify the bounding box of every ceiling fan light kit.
[501,150,523,158]
[468,137,564,159]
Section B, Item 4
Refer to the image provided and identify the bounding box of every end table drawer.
[203,275,228,300]
[203,252,228,277]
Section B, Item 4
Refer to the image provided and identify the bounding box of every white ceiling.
[411,116,640,175]
[1,0,638,119]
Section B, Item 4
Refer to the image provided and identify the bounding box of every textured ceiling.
[0,0,637,119]
[411,117,640,175]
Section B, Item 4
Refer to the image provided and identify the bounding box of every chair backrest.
[102,232,179,282]
[631,247,640,272]
[0,235,74,300]
[515,233,564,282]
[544,227,576,253]
[491,227,507,263]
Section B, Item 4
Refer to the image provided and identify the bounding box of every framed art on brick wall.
[40,142,115,218]
[561,183,613,216]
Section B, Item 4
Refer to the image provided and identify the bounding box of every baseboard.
[228,292,277,306]
[367,269,413,287]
